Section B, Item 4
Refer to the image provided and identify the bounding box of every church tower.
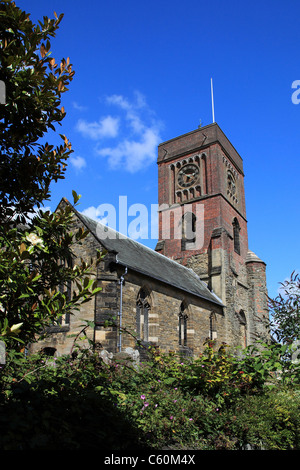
[155,123,268,347]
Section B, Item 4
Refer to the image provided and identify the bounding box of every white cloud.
[97,127,161,173]
[76,115,119,140]
[72,101,88,111]
[106,91,146,112]
[106,91,150,134]
[75,92,163,173]
[81,206,104,221]
[98,92,162,172]
[69,155,86,171]
[106,94,131,110]
[81,205,115,228]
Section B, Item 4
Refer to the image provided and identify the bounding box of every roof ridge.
[79,211,206,279]
[68,205,223,307]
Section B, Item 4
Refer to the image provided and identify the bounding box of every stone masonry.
[155,123,269,348]
[31,123,269,358]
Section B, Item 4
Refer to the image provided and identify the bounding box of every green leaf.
[163,377,177,385]
[72,190,81,204]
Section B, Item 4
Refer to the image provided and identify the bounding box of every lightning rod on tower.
[211,78,215,123]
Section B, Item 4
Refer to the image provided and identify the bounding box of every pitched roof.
[246,250,266,265]
[72,206,223,308]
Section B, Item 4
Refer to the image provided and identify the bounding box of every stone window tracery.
[237,309,247,347]
[136,288,151,342]
[233,217,241,255]
[179,302,188,347]
[209,312,217,340]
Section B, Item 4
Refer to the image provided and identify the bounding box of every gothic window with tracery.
[209,312,217,340]
[179,302,188,347]
[136,288,151,342]
[233,217,241,255]
[238,309,247,347]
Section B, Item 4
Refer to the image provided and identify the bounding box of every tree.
[0,1,100,348]
[0,0,74,222]
[268,272,300,346]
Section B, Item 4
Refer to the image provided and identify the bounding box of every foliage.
[1,335,298,450]
[0,348,142,450]
[0,0,74,221]
[0,1,101,348]
[108,341,299,449]
[0,195,102,348]
[268,271,300,346]
[0,1,298,451]
[229,388,300,450]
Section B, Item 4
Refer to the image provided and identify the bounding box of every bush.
[0,341,299,450]
[228,388,300,450]
[0,350,145,450]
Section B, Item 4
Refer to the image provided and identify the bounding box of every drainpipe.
[117,266,127,352]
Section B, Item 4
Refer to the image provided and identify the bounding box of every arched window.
[181,212,196,250]
[201,154,207,194]
[238,310,247,348]
[41,347,57,357]
[232,217,240,255]
[227,170,236,197]
[136,288,151,342]
[209,312,217,340]
[179,302,188,347]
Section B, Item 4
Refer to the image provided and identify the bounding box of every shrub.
[0,341,299,450]
[228,388,300,450]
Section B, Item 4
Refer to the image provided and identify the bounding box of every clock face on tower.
[177,164,199,188]
[227,171,236,195]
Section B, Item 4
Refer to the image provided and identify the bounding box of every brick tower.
[155,123,268,347]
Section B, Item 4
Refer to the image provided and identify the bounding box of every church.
[32,122,269,358]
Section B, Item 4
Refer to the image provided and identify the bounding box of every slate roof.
[73,207,223,308]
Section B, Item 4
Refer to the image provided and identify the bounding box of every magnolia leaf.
[40,44,46,58]
[57,80,64,92]
[72,190,81,204]
[2,323,23,337]
[92,287,101,295]
[10,323,23,333]
[31,274,42,283]
[49,57,56,68]
[19,242,27,254]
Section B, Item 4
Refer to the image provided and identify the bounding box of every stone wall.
[99,267,225,356]
[30,194,268,359]
[155,123,270,352]
[31,208,225,358]
[246,259,269,342]
[30,209,100,356]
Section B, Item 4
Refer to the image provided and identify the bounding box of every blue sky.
[20,0,300,299]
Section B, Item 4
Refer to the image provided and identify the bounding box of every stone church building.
[33,123,269,358]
